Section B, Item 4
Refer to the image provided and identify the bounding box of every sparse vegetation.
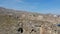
[0,7,60,34]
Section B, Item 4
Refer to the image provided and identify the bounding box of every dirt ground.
[0,7,60,34]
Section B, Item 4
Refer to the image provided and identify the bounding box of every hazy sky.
[0,0,60,14]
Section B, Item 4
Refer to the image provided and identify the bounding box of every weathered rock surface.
[0,7,60,34]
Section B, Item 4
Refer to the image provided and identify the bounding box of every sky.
[0,0,60,15]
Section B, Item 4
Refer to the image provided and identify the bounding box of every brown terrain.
[0,7,60,34]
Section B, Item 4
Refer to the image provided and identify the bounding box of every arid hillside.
[0,7,60,34]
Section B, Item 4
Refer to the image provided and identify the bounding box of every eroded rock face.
[0,7,60,34]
